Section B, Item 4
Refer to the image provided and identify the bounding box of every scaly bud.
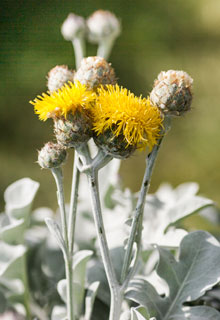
[94,129,136,159]
[87,10,121,43]
[47,65,74,92]
[61,13,86,41]
[54,112,92,148]
[38,142,67,169]
[74,56,116,90]
[150,70,193,116]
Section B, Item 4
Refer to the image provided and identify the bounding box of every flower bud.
[54,111,92,148]
[94,129,135,159]
[61,13,86,41]
[74,56,116,90]
[150,70,193,116]
[47,65,74,92]
[38,142,67,169]
[87,10,121,43]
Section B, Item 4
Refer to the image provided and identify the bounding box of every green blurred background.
[1,0,220,212]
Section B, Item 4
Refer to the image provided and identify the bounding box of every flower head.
[87,10,121,43]
[38,142,67,169]
[74,56,116,90]
[150,70,193,116]
[92,85,163,150]
[61,13,86,41]
[30,81,96,121]
[47,65,74,92]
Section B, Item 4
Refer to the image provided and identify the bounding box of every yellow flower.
[30,81,96,121]
[92,85,163,149]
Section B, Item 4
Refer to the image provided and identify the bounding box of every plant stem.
[51,168,69,247]
[88,170,121,320]
[51,167,74,320]
[97,38,115,60]
[68,153,80,255]
[72,37,85,69]
[120,138,163,285]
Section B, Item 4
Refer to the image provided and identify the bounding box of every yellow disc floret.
[30,81,96,121]
[92,85,163,149]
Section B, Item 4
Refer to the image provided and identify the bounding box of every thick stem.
[97,37,115,60]
[51,167,74,320]
[72,37,85,69]
[88,170,121,320]
[120,138,163,285]
[68,153,80,255]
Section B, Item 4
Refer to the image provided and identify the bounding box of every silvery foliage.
[0,178,39,315]
[0,161,220,319]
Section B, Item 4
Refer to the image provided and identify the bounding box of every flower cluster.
[31,55,194,162]
[30,58,166,160]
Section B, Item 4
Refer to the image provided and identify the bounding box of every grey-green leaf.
[84,281,100,320]
[51,305,66,320]
[0,290,7,313]
[126,231,220,320]
[142,183,214,248]
[131,306,153,320]
[4,178,39,220]
[45,218,66,255]
[72,250,93,316]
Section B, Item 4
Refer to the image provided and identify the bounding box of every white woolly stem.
[88,170,121,320]
[68,152,80,255]
[72,36,85,69]
[120,138,163,286]
[97,37,115,60]
[51,167,75,320]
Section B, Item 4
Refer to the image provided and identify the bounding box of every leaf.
[84,281,100,320]
[0,241,26,279]
[87,259,110,305]
[0,278,24,296]
[167,195,214,227]
[72,250,93,316]
[0,218,26,245]
[45,218,66,255]
[142,183,213,248]
[87,247,125,306]
[51,305,66,320]
[131,306,152,320]
[131,309,147,320]
[0,289,7,313]
[57,279,82,317]
[72,250,93,285]
[4,178,39,221]
[126,231,220,320]
[173,306,220,319]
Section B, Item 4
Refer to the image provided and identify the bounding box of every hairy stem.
[51,167,74,320]
[72,37,85,69]
[97,38,115,60]
[120,138,163,285]
[68,153,80,255]
[88,170,121,320]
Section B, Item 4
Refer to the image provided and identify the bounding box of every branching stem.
[120,138,163,286]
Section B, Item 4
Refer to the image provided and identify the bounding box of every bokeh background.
[1,0,220,217]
